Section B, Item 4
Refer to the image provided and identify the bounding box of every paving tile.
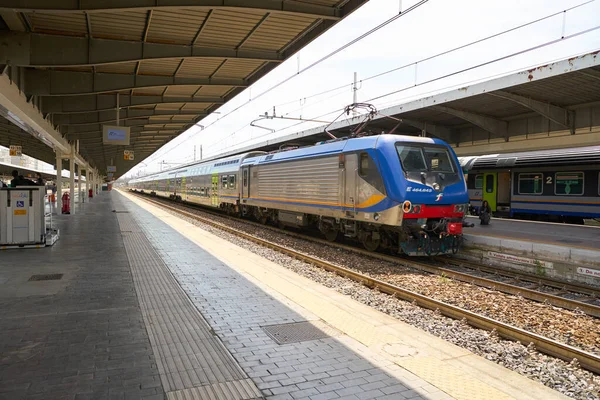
[0,196,165,399]
[115,192,432,400]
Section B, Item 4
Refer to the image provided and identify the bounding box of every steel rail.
[439,257,600,297]
[129,191,600,318]
[129,192,600,374]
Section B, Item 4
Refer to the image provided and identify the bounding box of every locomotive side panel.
[247,155,343,218]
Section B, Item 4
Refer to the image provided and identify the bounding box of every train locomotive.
[460,146,600,224]
[129,134,469,255]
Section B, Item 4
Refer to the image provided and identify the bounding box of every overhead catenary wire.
[206,21,600,158]
[141,0,596,169]
[142,0,430,166]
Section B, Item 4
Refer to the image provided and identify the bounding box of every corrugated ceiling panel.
[182,102,216,110]
[242,14,314,51]
[96,62,137,74]
[154,103,185,110]
[28,12,87,36]
[146,9,209,44]
[194,9,264,49]
[139,59,182,76]
[149,115,173,121]
[305,0,340,5]
[507,72,600,106]
[164,123,188,129]
[164,85,199,96]
[193,86,232,97]
[155,103,185,110]
[170,114,197,121]
[448,95,529,118]
[53,66,94,73]
[129,104,157,110]
[90,10,147,41]
[177,58,223,77]
[132,87,166,96]
[212,59,264,78]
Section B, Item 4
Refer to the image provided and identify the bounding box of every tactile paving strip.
[115,210,262,399]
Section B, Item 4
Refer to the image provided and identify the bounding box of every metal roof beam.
[25,70,247,96]
[64,120,189,134]
[0,11,27,31]
[433,106,508,138]
[42,94,223,114]
[53,109,204,125]
[0,71,90,168]
[401,119,453,139]
[66,127,180,138]
[0,1,341,20]
[488,90,575,134]
[0,32,283,67]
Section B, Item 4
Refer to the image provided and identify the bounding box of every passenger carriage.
[460,146,600,224]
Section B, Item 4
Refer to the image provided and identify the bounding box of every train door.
[344,154,358,215]
[211,173,218,206]
[181,176,187,200]
[241,167,250,199]
[483,173,497,212]
[496,172,511,214]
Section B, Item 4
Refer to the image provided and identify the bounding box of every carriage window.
[555,172,584,195]
[359,153,369,176]
[243,169,248,187]
[200,187,205,196]
[221,175,227,189]
[518,173,543,194]
[228,175,236,189]
[475,175,483,189]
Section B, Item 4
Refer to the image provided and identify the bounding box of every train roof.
[242,134,443,165]
[130,151,265,183]
[459,146,600,170]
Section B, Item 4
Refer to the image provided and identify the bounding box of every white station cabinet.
[0,186,46,246]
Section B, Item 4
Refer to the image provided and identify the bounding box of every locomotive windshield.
[395,143,460,188]
[395,145,456,173]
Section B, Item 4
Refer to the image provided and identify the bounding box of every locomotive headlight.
[374,213,380,221]
[453,204,467,213]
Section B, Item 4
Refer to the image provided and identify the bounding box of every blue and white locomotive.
[129,134,470,255]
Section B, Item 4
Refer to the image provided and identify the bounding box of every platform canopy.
[0,0,367,178]
[219,50,600,157]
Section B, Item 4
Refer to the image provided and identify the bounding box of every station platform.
[460,216,600,285]
[0,191,569,400]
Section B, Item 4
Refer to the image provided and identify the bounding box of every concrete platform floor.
[0,191,571,400]
[464,215,600,251]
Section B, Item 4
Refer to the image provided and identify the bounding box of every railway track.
[127,191,600,375]
[128,191,600,318]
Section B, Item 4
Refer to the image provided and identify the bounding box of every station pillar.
[55,150,62,214]
[83,169,88,203]
[78,166,82,204]
[69,146,75,214]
